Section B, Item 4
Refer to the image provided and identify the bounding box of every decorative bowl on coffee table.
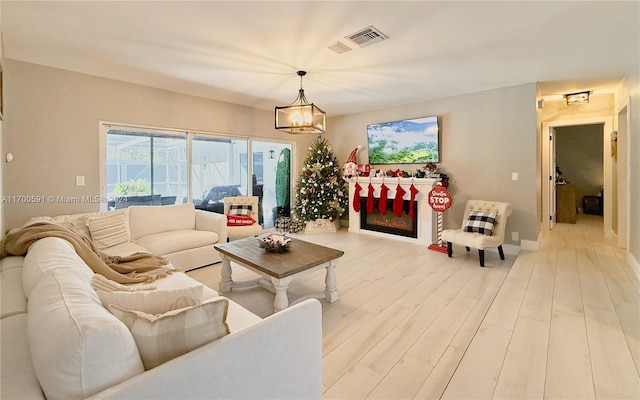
[258,234,293,253]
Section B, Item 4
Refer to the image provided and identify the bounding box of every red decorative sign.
[427,186,453,212]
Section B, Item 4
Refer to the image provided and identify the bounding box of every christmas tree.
[295,137,348,223]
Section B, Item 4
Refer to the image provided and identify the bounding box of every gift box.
[275,217,291,231]
[276,217,304,233]
[288,220,304,233]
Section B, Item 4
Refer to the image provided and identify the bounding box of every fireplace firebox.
[359,199,418,238]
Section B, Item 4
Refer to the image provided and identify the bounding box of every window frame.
[99,121,296,212]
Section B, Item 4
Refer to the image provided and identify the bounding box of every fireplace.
[360,199,417,238]
[348,177,437,245]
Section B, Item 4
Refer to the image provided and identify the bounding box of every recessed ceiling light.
[565,91,590,105]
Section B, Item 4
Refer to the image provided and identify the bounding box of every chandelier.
[275,71,326,134]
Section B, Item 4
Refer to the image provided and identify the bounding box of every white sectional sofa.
[22,202,228,271]
[0,204,323,400]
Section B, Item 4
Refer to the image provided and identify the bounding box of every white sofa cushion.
[109,297,230,370]
[22,237,94,298]
[99,241,151,258]
[128,203,196,240]
[1,314,45,400]
[27,269,144,400]
[96,283,204,315]
[1,257,27,318]
[136,229,219,256]
[226,299,262,332]
[86,212,130,249]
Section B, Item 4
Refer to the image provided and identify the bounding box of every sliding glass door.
[251,141,292,228]
[105,127,187,208]
[191,135,248,215]
[103,124,293,228]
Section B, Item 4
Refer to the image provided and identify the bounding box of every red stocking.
[393,184,406,217]
[409,184,420,220]
[367,183,375,214]
[378,184,389,215]
[353,182,362,212]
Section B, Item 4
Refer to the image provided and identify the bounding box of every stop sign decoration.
[428,186,453,212]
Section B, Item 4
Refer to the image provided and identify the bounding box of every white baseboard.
[481,244,521,256]
[628,251,640,281]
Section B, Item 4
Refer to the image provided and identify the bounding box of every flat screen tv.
[367,116,440,164]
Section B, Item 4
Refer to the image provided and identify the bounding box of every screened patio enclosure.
[104,125,292,228]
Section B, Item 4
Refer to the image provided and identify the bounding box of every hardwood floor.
[188,214,640,399]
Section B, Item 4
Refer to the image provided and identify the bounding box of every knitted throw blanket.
[1,222,173,284]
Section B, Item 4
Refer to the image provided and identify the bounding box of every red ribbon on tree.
[367,183,375,214]
[353,182,362,212]
[378,184,389,215]
[409,184,420,220]
[393,184,406,217]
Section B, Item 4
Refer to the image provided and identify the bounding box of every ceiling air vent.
[345,26,388,47]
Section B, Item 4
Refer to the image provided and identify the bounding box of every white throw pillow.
[28,269,144,400]
[86,212,130,249]
[109,297,230,370]
[95,279,204,315]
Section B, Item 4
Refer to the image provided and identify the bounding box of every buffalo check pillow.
[228,204,252,217]
[464,210,497,236]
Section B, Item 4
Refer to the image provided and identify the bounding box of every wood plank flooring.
[188,214,640,399]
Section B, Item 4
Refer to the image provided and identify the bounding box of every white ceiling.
[2,1,639,116]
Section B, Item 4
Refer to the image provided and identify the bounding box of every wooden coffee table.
[214,236,344,312]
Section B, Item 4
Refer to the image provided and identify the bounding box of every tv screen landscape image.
[367,116,440,164]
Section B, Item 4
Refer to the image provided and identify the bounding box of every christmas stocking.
[353,182,363,212]
[378,184,389,215]
[367,183,375,214]
[393,184,406,217]
[409,184,420,220]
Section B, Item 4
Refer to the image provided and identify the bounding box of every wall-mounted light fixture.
[565,91,590,105]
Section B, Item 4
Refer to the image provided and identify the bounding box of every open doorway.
[542,117,613,234]
[555,124,604,216]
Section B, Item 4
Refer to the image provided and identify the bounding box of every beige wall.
[2,60,317,229]
[621,61,640,268]
[327,83,539,245]
[4,57,636,265]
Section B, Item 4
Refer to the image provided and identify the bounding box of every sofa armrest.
[88,299,322,400]
[195,209,227,244]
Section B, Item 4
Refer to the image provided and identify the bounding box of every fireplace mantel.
[348,177,438,245]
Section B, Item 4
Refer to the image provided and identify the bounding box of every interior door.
[549,128,557,229]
